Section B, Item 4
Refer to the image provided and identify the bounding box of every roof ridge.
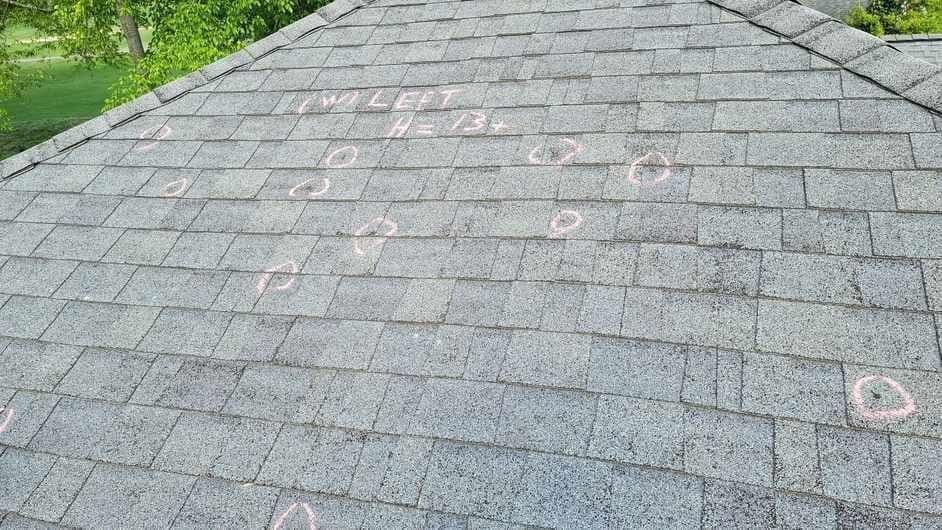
[0,0,377,180]
[709,0,942,112]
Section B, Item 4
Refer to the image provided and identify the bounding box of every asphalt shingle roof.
[1,0,942,527]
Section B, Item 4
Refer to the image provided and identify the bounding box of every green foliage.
[105,0,330,108]
[1,0,329,126]
[848,6,886,35]
[848,0,942,35]
[0,5,41,132]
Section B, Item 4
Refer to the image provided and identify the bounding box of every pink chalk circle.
[289,177,330,198]
[528,138,584,166]
[134,124,173,152]
[160,178,189,198]
[851,375,917,422]
[322,145,358,168]
[353,217,398,255]
[627,152,673,186]
[272,502,318,530]
[256,261,299,296]
[0,408,13,433]
[550,210,583,238]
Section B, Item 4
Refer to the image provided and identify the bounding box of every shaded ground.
[0,61,129,159]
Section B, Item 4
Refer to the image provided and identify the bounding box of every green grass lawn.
[0,22,153,160]
[0,60,131,159]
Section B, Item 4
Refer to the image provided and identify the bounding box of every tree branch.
[0,0,52,12]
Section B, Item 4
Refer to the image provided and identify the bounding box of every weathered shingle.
[0,0,940,524]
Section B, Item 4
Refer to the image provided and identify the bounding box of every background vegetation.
[0,0,329,159]
[847,0,942,36]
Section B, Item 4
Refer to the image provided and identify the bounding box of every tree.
[1,0,329,123]
[105,0,329,108]
[848,0,942,35]
[0,1,41,132]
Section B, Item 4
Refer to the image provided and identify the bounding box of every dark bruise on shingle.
[0,0,942,527]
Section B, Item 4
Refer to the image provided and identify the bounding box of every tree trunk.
[117,2,145,62]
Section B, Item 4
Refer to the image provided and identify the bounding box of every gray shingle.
[258,425,363,494]
[131,356,242,412]
[891,435,942,514]
[53,262,137,302]
[419,442,527,522]
[782,209,872,256]
[55,349,153,401]
[805,169,896,210]
[587,337,685,401]
[16,193,121,225]
[893,170,942,212]
[138,308,232,356]
[213,314,294,361]
[621,288,756,350]
[0,448,57,513]
[0,296,67,340]
[510,452,612,529]
[316,371,389,430]
[172,478,279,530]
[30,398,178,466]
[33,225,124,261]
[104,197,205,230]
[757,299,939,370]
[701,480,775,529]
[714,100,839,132]
[589,395,685,469]
[153,412,279,482]
[40,301,158,349]
[774,419,821,494]
[0,222,53,257]
[685,408,774,486]
[116,266,228,309]
[62,464,193,529]
[611,466,703,529]
[499,330,591,389]
[104,229,180,265]
[371,323,470,377]
[0,257,77,297]
[279,317,383,370]
[0,391,59,448]
[223,364,331,423]
[741,352,845,425]
[818,426,892,505]
[760,252,927,310]
[636,243,760,296]
[18,456,94,523]
[496,386,595,455]
[870,212,942,258]
[747,133,914,169]
[843,364,942,438]
[615,202,698,243]
[0,340,82,392]
[410,378,504,443]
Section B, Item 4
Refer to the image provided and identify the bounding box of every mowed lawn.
[1,23,151,160]
[0,60,130,160]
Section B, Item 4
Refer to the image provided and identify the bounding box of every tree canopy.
[848,0,942,36]
[0,0,328,131]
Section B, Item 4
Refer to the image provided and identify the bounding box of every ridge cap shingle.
[711,0,942,112]
[0,0,375,180]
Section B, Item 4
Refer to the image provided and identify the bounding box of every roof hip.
[710,0,942,111]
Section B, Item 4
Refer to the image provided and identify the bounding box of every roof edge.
[710,0,942,113]
[0,0,375,180]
